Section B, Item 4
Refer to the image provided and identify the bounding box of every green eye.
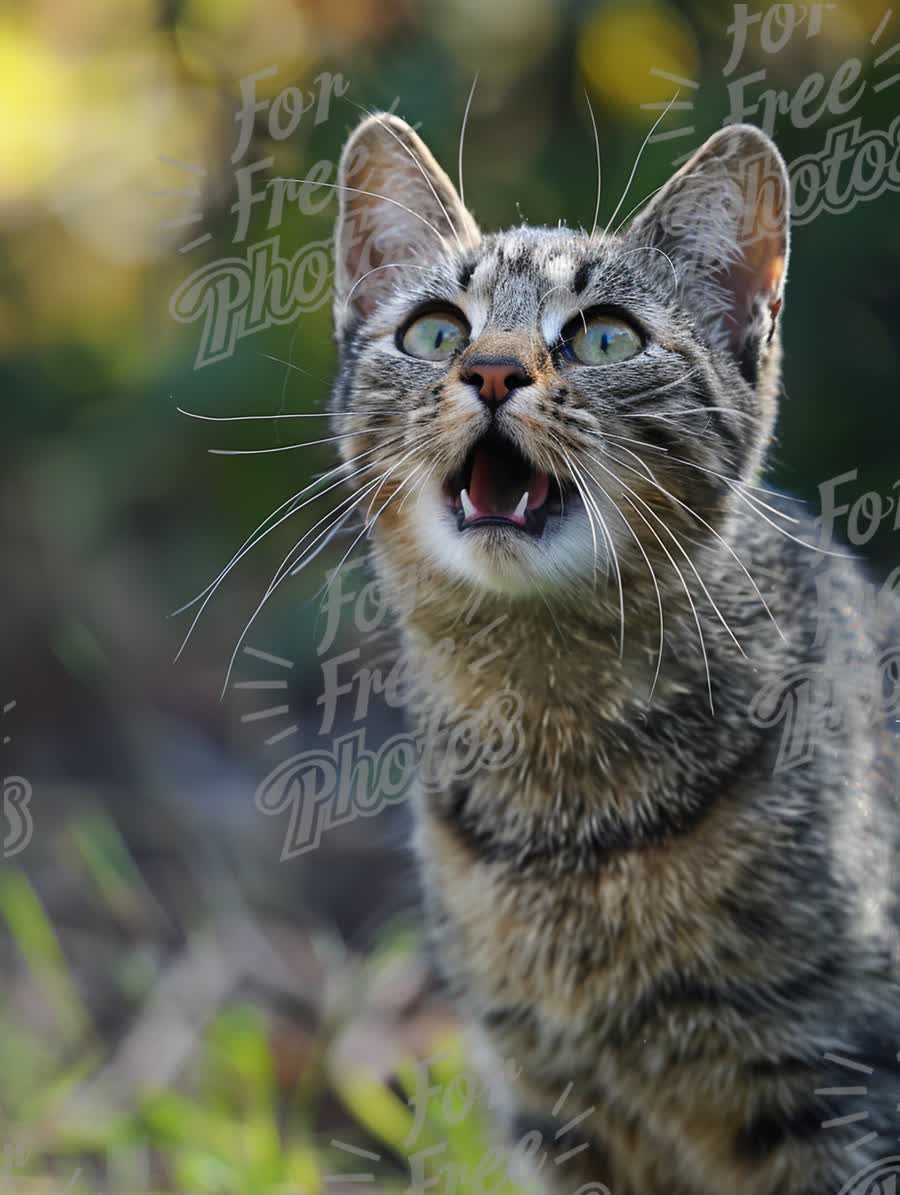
[400,310,468,361]
[567,314,642,365]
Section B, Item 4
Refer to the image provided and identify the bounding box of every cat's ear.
[333,113,480,329]
[626,124,789,376]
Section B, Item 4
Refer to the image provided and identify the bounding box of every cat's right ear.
[626,124,789,377]
[333,113,480,331]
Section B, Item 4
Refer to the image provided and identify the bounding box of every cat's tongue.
[466,447,550,524]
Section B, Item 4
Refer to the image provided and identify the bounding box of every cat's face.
[330,115,789,602]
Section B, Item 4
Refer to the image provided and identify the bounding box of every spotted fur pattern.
[329,113,900,1193]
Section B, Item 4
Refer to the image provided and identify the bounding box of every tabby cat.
[327,112,900,1194]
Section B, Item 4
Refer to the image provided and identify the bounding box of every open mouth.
[443,429,576,537]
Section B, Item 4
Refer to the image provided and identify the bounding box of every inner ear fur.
[333,113,480,326]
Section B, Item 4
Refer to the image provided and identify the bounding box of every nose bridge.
[463,331,538,375]
[458,331,542,408]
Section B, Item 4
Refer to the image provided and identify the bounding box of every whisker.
[546,453,569,519]
[259,352,332,387]
[344,262,438,315]
[604,439,662,484]
[305,460,432,636]
[178,402,403,425]
[343,100,465,251]
[179,406,332,422]
[564,454,625,658]
[618,245,678,293]
[555,444,612,580]
[619,404,758,425]
[223,512,365,698]
[173,437,393,616]
[276,324,302,437]
[570,455,665,702]
[398,456,440,514]
[356,459,429,552]
[537,283,567,312]
[610,181,668,237]
[179,403,380,423]
[610,166,709,238]
[270,177,451,255]
[614,365,702,410]
[173,434,413,655]
[604,91,682,235]
[603,431,672,456]
[415,456,445,518]
[563,456,600,584]
[458,73,479,211]
[605,443,786,642]
[363,440,430,523]
[729,487,802,524]
[584,89,602,240]
[221,467,404,695]
[208,430,381,455]
[729,483,856,559]
[284,452,429,581]
[581,452,715,713]
[585,448,749,661]
[618,441,812,500]
[633,413,718,441]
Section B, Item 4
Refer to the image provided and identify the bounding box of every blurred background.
[1,0,898,1190]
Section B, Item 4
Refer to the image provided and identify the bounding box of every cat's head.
[330,113,789,601]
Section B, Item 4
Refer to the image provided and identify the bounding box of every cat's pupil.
[435,329,444,349]
[601,332,609,353]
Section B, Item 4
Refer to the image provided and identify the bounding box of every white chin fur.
[409,486,606,597]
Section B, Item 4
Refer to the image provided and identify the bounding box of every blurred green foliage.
[0,829,530,1194]
[2,0,898,654]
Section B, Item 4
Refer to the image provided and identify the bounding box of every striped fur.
[329,114,900,1193]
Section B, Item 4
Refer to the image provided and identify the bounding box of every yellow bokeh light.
[176,0,312,89]
[579,2,698,117]
[0,24,71,200]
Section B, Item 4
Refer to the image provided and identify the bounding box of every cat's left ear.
[333,113,480,330]
[626,124,789,377]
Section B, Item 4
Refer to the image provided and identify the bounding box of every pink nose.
[460,360,532,407]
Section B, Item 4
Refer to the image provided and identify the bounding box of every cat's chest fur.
[416,762,761,1076]
[400,589,786,1079]
[413,771,787,1193]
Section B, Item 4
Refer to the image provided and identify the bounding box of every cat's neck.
[371,499,800,770]
[379,548,744,737]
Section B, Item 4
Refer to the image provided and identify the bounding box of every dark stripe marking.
[734,1102,823,1163]
[573,262,592,295]
[434,701,774,869]
[602,953,847,1048]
